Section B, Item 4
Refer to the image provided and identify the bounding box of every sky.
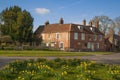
[0,0,120,31]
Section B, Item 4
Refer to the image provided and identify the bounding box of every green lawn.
[0,50,113,57]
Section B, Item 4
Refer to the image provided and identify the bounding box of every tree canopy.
[0,5,34,43]
[115,16,120,30]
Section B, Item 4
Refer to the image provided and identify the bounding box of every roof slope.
[42,24,71,33]
[34,25,44,35]
[35,23,104,35]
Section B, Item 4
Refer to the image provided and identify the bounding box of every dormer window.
[78,26,80,29]
[90,27,95,32]
[78,26,83,30]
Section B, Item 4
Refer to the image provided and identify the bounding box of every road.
[0,52,120,69]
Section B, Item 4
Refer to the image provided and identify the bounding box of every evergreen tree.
[0,5,34,43]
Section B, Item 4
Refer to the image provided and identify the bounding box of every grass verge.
[0,50,113,57]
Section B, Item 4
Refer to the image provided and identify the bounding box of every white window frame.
[46,43,49,47]
[59,42,64,50]
[78,26,83,30]
[87,42,91,49]
[74,33,78,40]
[78,26,80,29]
[48,34,51,39]
[81,33,85,40]
[99,35,102,41]
[96,43,99,49]
[56,33,60,39]
[51,42,55,47]
[80,26,83,30]
[93,35,97,41]
[42,34,44,40]
[90,27,95,32]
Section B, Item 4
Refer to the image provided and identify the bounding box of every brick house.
[105,28,120,51]
[35,18,105,51]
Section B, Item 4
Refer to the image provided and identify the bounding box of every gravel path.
[0,53,120,69]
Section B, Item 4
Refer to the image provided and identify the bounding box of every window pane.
[46,43,49,47]
[99,35,102,41]
[93,35,97,41]
[42,34,44,39]
[81,33,85,40]
[96,43,99,49]
[74,33,78,40]
[56,33,60,39]
[51,42,55,47]
[59,42,64,48]
[87,42,91,49]
[48,34,51,39]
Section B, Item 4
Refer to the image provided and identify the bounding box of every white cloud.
[35,8,50,15]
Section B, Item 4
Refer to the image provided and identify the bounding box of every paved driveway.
[0,52,120,69]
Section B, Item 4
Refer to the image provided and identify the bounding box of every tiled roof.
[70,24,104,35]
[42,24,71,33]
[92,27,104,35]
[34,25,44,35]
[35,23,104,35]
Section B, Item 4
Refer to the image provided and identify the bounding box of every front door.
[91,43,94,51]
[59,42,64,50]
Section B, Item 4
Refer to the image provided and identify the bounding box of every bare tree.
[115,16,120,30]
[92,16,115,35]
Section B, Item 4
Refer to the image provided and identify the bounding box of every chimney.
[95,20,99,28]
[118,29,120,36]
[89,21,92,27]
[83,19,86,26]
[59,18,64,24]
[44,20,49,25]
[109,27,114,44]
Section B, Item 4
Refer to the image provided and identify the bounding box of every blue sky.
[0,0,120,31]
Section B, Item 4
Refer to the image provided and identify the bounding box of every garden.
[0,58,120,80]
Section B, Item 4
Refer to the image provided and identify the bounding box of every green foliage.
[1,58,120,80]
[0,5,33,43]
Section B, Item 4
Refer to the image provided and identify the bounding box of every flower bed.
[0,58,120,80]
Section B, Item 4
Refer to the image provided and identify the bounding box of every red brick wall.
[42,31,105,51]
[69,32,105,51]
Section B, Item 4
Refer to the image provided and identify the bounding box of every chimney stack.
[89,21,92,27]
[95,20,99,28]
[59,18,64,24]
[45,20,49,25]
[118,29,120,36]
[83,19,86,26]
